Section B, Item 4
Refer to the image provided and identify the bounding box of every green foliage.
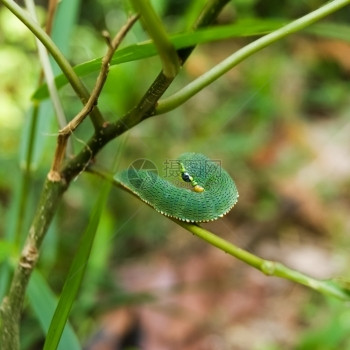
[297,299,350,350]
[27,271,80,350]
[1,0,350,349]
[43,182,110,350]
[33,20,350,100]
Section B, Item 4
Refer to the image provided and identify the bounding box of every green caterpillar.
[115,153,239,223]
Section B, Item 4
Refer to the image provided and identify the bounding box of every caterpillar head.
[180,163,205,192]
[193,184,205,192]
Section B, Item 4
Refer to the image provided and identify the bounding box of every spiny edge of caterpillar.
[118,181,239,223]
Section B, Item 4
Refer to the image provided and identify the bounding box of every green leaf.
[131,0,179,77]
[0,241,13,263]
[43,182,111,350]
[19,101,53,171]
[0,240,14,300]
[32,19,287,100]
[305,22,350,42]
[50,0,81,71]
[20,0,82,167]
[32,19,350,101]
[27,270,81,350]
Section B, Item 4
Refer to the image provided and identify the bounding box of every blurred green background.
[1,0,350,349]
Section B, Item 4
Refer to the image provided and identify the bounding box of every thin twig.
[25,0,70,150]
[176,222,350,301]
[45,0,59,36]
[89,166,350,301]
[48,15,139,181]
[12,0,63,244]
[0,0,106,129]
[131,0,179,78]
[156,0,350,114]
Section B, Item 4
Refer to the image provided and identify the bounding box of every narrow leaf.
[50,0,81,71]
[19,101,53,171]
[131,0,180,77]
[43,182,111,350]
[0,241,13,263]
[27,270,81,350]
[32,19,286,100]
[32,20,350,101]
[305,22,350,41]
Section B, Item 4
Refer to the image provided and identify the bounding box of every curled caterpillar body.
[115,153,238,223]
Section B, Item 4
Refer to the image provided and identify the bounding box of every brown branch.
[46,0,59,35]
[48,15,139,181]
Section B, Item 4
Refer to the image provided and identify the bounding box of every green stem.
[24,0,73,156]
[177,222,350,301]
[156,0,350,114]
[87,168,350,302]
[131,0,179,78]
[14,104,39,247]
[0,0,104,129]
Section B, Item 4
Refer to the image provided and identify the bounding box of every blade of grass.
[79,134,129,314]
[0,242,13,264]
[32,19,287,100]
[32,19,350,101]
[305,22,350,41]
[27,270,81,350]
[14,103,51,249]
[15,0,82,246]
[43,182,111,350]
[0,241,14,297]
[1,0,105,128]
[183,0,207,30]
[19,102,50,172]
[130,0,179,77]
[0,102,42,299]
[50,0,81,70]
[19,0,81,167]
[25,0,67,132]
[156,0,350,114]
